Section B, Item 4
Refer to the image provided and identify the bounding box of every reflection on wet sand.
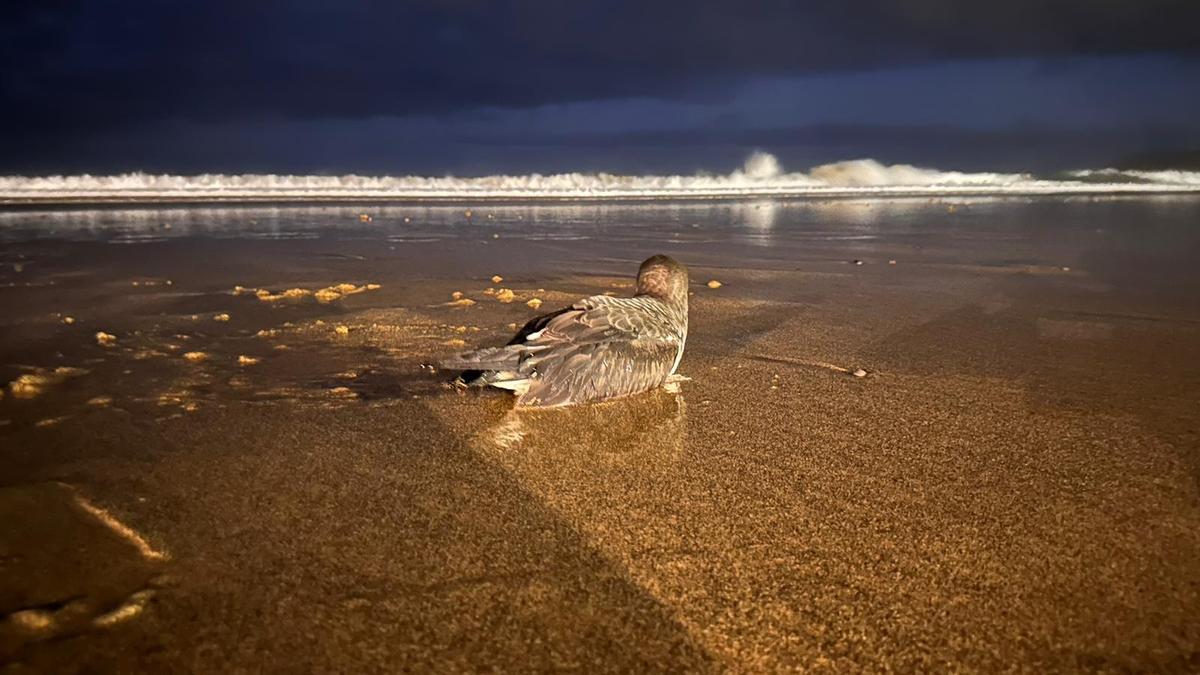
[475,388,687,460]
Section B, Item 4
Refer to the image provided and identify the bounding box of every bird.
[442,255,689,407]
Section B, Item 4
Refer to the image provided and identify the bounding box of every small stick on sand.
[746,353,870,376]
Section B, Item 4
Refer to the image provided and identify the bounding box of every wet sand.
[2,198,1199,671]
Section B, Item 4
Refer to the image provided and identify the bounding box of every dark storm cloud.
[3,0,1199,135]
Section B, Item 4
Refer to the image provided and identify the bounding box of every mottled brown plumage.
[442,255,689,407]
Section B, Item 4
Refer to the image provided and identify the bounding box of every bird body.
[442,255,689,407]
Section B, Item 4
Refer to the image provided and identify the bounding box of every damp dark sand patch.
[0,482,168,661]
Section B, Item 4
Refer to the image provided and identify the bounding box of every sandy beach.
[2,197,1199,671]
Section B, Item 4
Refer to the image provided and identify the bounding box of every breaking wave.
[2,152,1198,204]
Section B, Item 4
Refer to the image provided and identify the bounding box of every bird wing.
[512,295,684,406]
[516,334,681,407]
[526,295,682,344]
[441,294,684,406]
[441,305,575,378]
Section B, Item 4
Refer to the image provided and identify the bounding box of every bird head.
[635,255,689,308]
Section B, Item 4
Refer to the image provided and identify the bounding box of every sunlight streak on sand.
[66,487,170,562]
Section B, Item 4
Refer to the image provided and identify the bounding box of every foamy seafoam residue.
[3,153,1199,204]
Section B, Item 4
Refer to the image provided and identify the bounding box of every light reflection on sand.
[474,388,688,463]
[67,485,170,562]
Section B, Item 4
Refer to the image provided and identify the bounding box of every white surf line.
[3,155,1200,203]
[61,484,170,562]
[5,183,1200,204]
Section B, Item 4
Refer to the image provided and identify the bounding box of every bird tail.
[440,344,524,371]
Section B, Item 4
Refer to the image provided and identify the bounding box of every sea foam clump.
[741,151,783,180]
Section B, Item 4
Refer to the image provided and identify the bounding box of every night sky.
[3,1,1199,175]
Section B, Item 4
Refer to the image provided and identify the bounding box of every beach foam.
[8,367,88,399]
[2,154,1198,203]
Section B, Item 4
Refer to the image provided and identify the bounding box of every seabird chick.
[442,255,689,407]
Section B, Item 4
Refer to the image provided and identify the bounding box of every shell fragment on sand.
[237,355,260,366]
[95,331,117,346]
[495,288,516,303]
[182,351,208,362]
[707,280,722,289]
[526,298,543,309]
